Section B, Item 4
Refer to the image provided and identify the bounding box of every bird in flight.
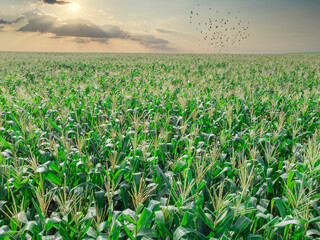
[188,4,251,53]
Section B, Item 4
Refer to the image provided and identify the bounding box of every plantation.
[1,52,320,239]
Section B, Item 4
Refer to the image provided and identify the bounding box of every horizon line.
[1,50,319,55]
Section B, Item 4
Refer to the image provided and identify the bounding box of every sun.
[68,2,81,12]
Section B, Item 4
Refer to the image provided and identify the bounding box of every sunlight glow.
[69,2,81,12]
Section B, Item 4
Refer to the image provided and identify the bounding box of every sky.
[0,0,319,53]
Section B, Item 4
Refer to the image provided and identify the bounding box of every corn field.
[0,52,320,239]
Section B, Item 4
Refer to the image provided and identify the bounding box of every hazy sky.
[0,0,319,53]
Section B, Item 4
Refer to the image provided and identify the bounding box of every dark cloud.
[71,37,111,44]
[18,12,126,41]
[102,25,128,39]
[91,38,110,44]
[42,0,70,5]
[54,22,112,38]
[52,19,128,39]
[0,17,25,25]
[130,34,171,49]
[14,17,25,23]
[71,38,90,44]
[156,28,175,34]
[0,19,10,24]
[19,13,56,33]
[17,10,172,50]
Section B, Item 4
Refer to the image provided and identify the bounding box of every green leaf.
[147,200,160,212]
[231,215,252,232]
[35,166,49,174]
[122,209,136,224]
[79,219,93,239]
[309,216,320,224]
[137,228,158,239]
[119,221,135,240]
[45,217,61,232]
[25,220,40,234]
[275,219,303,228]
[246,234,264,240]
[43,236,58,240]
[271,197,287,218]
[306,229,320,237]
[98,221,110,233]
[0,234,11,240]
[287,171,295,187]
[46,171,62,186]
[155,210,172,238]
[47,118,62,133]
[173,226,206,240]
[196,206,215,230]
[86,227,97,239]
[275,218,305,238]
[97,234,109,240]
[59,226,72,240]
[137,208,152,232]
[32,199,45,229]
[110,220,121,240]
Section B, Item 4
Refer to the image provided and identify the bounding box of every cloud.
[71,38,90,44]
[156,28,175,34]
[41,0,70,5]
[19,13,56,33]
[52,19,128,39]
[17,10,172,50]
[130,34,171,50]
[71,37,110,44]
[0,17,25,25]
[18,11,126,41]
[0,19,10,24]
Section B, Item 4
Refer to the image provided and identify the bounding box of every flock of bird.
[189,3,251,52]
